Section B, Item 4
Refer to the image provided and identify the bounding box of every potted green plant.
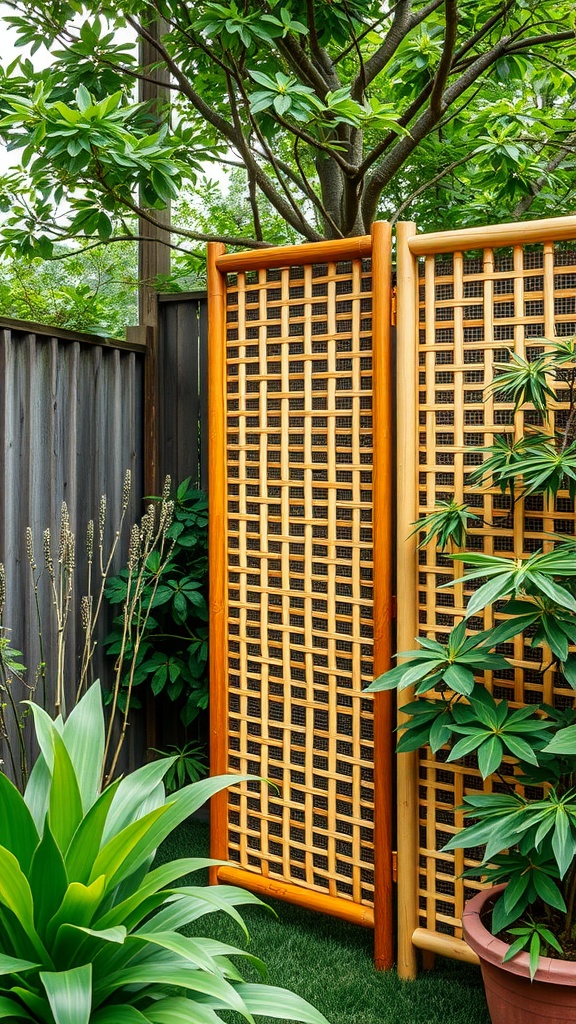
[368,339,576,1023]
[0,681,329,1024]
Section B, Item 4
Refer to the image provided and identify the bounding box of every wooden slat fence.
[0,318,146,774]
[395,214,576,977]
[208,225,395,967]
[158,292,208,490]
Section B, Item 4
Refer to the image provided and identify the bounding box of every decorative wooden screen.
[395,215,576,978]
[208,227,394,967]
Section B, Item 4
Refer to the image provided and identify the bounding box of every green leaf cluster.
[105,481,209,727]
[0,682,329,1024]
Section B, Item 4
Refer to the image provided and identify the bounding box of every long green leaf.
[465,574,515,618]
[543,725,576,754]
[90,805,171,892]
[92,1008,152,1024]
[11,987,50,1020]
[23,753,51,833]
[102,760,175,844]
[52,924,126,968]
[40,964,92,1024]
[27,703,57,772]
[0,847,47,961]
[145,997,224,1024]
[48,730,84,853]
[94,962,254,1020]
[96,859,229,929]
[137,885,269,939]
[28,821,68,936]
[0,995,34,1020]
[236,984,330,1024]
[0,954,39,975]
[0,774,39,873]
[98,776,253,893]
[552,808,575,878]
[46,876,106,948]
[62,682,105,812]
[66,780,121,884]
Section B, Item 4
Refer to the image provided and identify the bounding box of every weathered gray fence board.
[0,326,145,777]
[158,292,208,490]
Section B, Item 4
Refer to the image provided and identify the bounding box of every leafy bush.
[0,682,329,1024]
[105,480,209,727]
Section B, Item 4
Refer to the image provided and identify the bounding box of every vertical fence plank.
[371,221,394,970]
[207,243,228,884]
[0,323,145,777]
[395,222,420,980]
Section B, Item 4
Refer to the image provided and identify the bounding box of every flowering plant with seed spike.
[104,479,209,732]
[0,469,182,788]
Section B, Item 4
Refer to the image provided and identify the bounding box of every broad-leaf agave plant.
[0,683,329,1024]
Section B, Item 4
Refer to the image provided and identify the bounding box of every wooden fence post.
[139,19,171,500]
[395,221,420,980]
[371,221,395,970]
[207,242,228,885]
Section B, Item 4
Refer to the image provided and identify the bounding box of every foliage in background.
[105,479,209,729]
[0,0,574,262]
[368,335,576,974]
[149,739,207,791]
[0,242,138,337]
[0,682,330,1024]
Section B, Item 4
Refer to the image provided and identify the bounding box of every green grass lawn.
[159,820,490,1024]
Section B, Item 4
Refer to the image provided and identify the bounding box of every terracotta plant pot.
[462,885,576,1024]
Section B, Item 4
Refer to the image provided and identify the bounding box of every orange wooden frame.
[208,229,394,967]
[396,212,576,976]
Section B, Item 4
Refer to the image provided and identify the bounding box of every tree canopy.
[0,0,575,260]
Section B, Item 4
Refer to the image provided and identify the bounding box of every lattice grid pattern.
[416,242,576,937]
[223,258,377,907]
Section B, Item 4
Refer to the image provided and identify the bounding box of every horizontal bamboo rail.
[407,214,576,255]
[216,866,375,927]
[412,929,479,965]
[215,236,372,273]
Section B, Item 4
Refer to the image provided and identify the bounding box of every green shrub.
[0,682,329,1024]
[105,480,209,728]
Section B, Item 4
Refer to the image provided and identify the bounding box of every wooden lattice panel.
[219,255,377,908]
[415,240,576,939]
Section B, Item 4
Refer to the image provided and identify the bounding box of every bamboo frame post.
[370,221,394,971]
[395,222,420,980]
[208,241,228,885]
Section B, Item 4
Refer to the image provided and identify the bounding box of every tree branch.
[390,152,474,223]
[512,134,576,218]
[353,0,412,96]
[228,71,321,239]
[127,14,320,239]
[450,1,515,67]
[429,0,459,117]
[361,35,512,223]
[293,138,344,237]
